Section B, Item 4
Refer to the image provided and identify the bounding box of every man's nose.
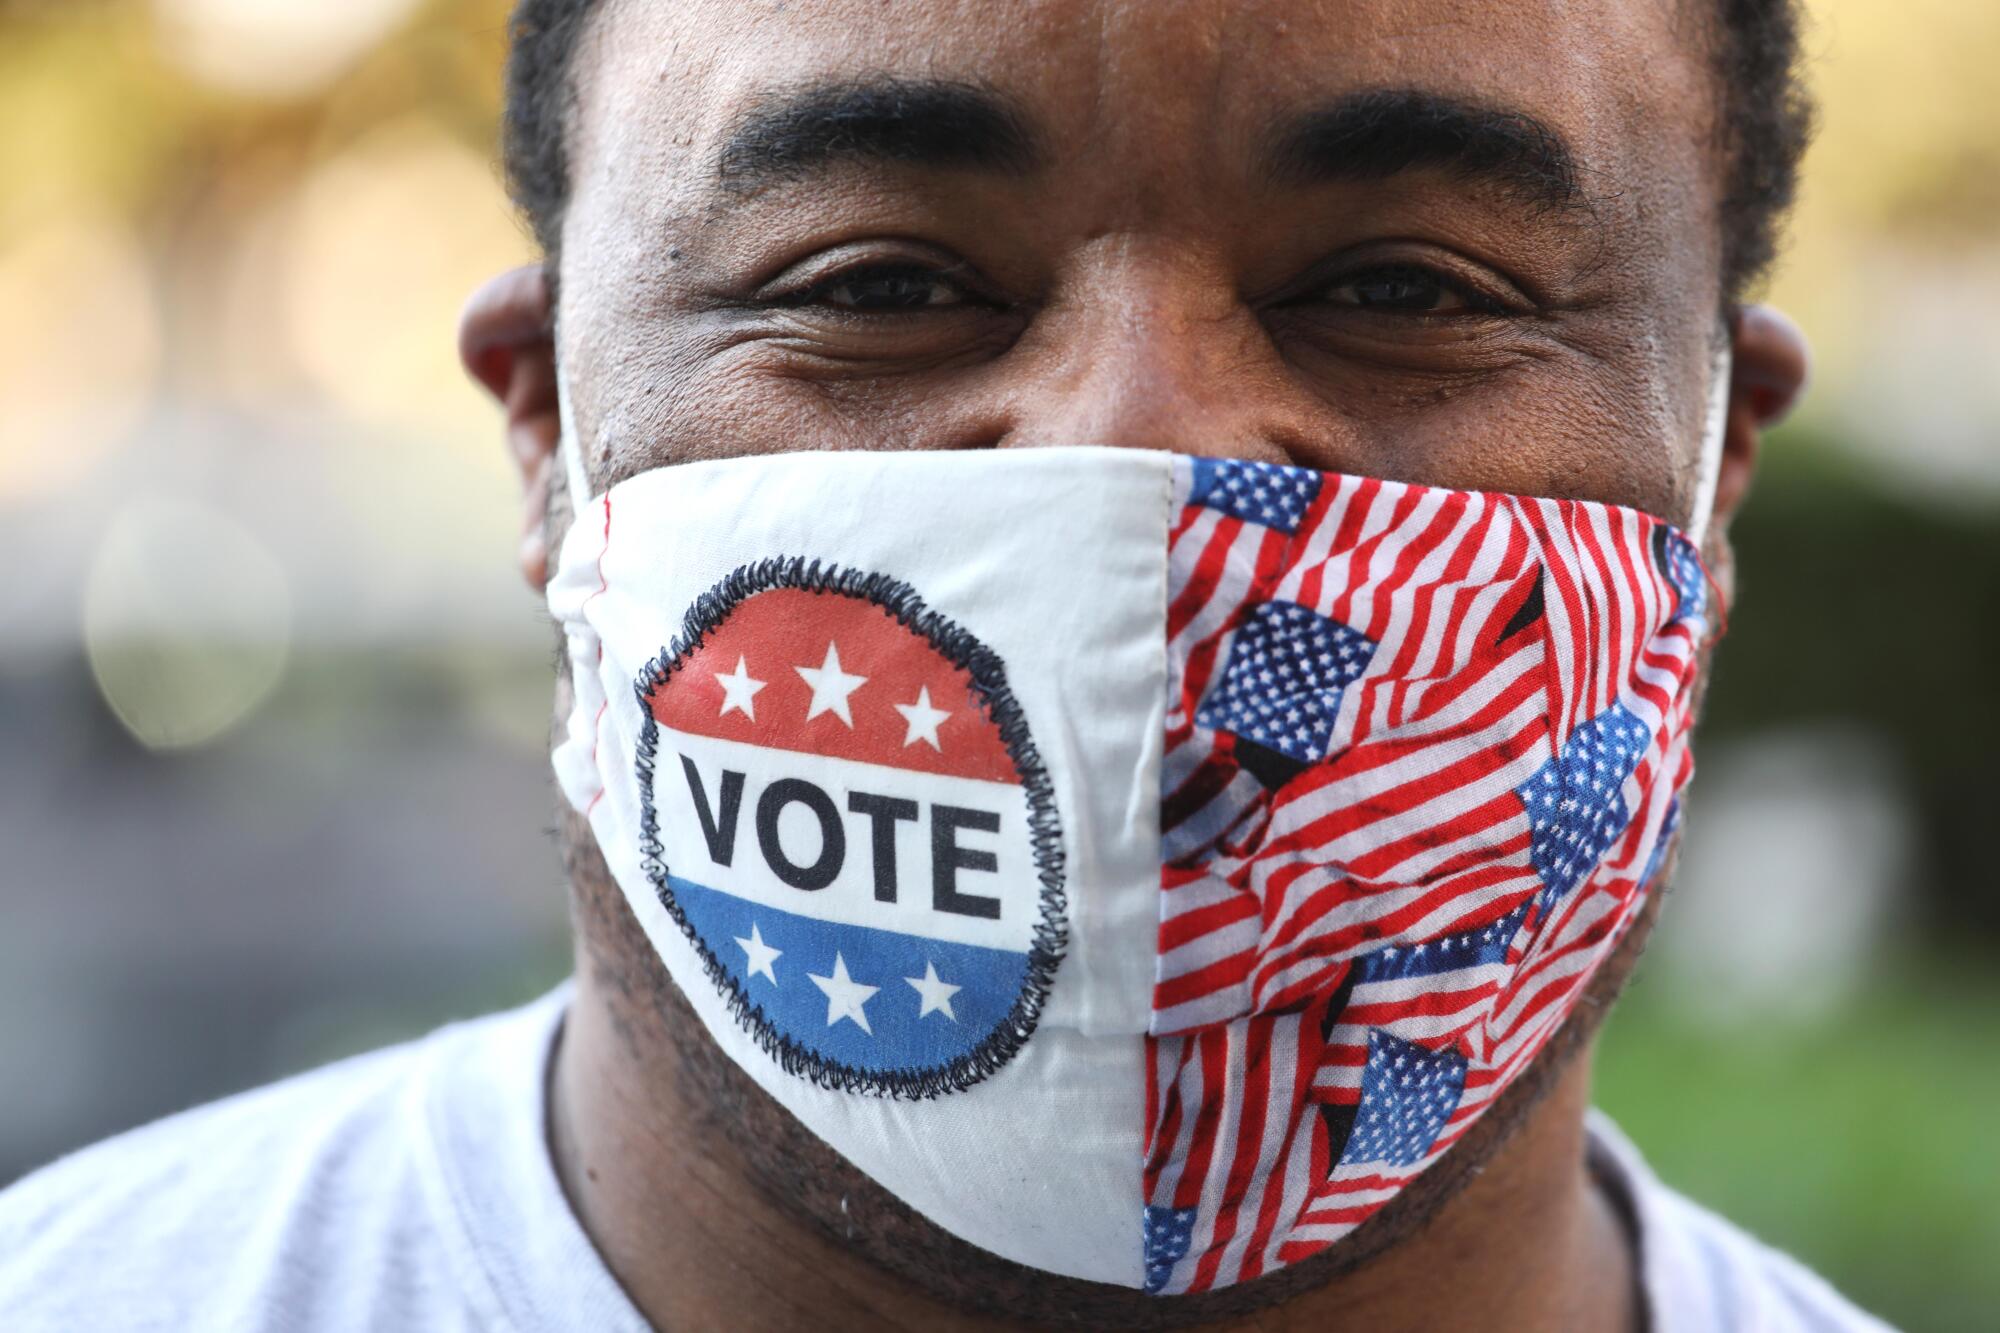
[994,253,1308,465]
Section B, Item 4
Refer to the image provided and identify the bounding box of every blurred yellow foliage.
[1798,0,2000,236]
[0,0,1993,503]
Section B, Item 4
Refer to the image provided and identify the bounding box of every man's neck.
[548,968,1636,1332]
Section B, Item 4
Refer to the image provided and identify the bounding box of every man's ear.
[459,264,559,590]
[1703,304,1810,611]
[1711,304,1811,530]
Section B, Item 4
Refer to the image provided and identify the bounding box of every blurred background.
[0,0,1994,1326]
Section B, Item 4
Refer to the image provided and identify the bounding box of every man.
[0,1,1887,1329]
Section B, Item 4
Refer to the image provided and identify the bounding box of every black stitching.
[632,555,1068,1100]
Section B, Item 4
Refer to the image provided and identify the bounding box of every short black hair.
[503,0,1813,303]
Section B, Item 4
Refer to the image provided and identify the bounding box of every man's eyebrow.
[715,78,1041,192]
[1266,89,1583,211]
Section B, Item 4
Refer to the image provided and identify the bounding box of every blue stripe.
[670,874,1031,1076]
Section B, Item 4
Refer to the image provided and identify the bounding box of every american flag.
[1142,456,1708,1294]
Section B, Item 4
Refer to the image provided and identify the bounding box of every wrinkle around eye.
[695,307,1028,381]
[1266,302,1565,386]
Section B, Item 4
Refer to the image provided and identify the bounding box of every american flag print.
[1143,456,1710,1293]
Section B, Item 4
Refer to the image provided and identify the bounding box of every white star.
[894,686,951,751]
[808,952,878,1033]
[905,961,962,1021]
[795,642,868,727]
[735,921,781,984]
[714,655,766,721]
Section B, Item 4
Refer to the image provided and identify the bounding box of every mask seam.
[580,492,615,815]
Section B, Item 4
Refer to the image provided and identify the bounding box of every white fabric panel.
[548,446,1173,1285]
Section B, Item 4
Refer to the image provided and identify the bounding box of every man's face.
[558,0,1725,526]
[507,0,1762,1316]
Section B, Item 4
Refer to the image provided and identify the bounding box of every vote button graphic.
[634,560,1064,1096]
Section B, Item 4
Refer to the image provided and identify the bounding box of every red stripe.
[1154,952,1253,1012]
[1159,890,1260,954]
[1246,849,1533,990]
[1166,513,1240,640]
[1330,484,1425,633]
[1378,501,1512,725]
[1189,1020,1278,1290]
[1249,956,1350,1016]
[1239,1017,1323,1282]
[1276,658,1542,808]
[1161,753,1246,837]
[1256,729,1535,875]
[1365,493,1483,685]
[1340,980,1504,1028]
[1145,1038,1189,1199]
[1296,476,1376,613]
[1144,1034,1163,1158]
[1176,1032,1229,1209]
[1531,502,1591,742]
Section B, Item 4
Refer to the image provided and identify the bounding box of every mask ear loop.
[1687,340,1732,550]
[1686,338,1735,648]
[556,320,594,512]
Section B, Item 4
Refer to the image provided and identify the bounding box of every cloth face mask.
[549,440,1715,1294]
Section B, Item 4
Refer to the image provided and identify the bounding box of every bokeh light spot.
[0,218,160,504]
[153,0,423,98]
[83,498,293,751]
[279,118,532,460]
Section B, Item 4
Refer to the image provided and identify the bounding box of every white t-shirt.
[0,987,1895,1332]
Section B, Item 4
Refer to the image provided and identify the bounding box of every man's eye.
[802,264,969,312]
[1322,265,1477,314]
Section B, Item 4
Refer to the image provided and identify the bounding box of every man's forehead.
[574,0,1713,198]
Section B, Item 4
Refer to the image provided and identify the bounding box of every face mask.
[547,368,1724,1294]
